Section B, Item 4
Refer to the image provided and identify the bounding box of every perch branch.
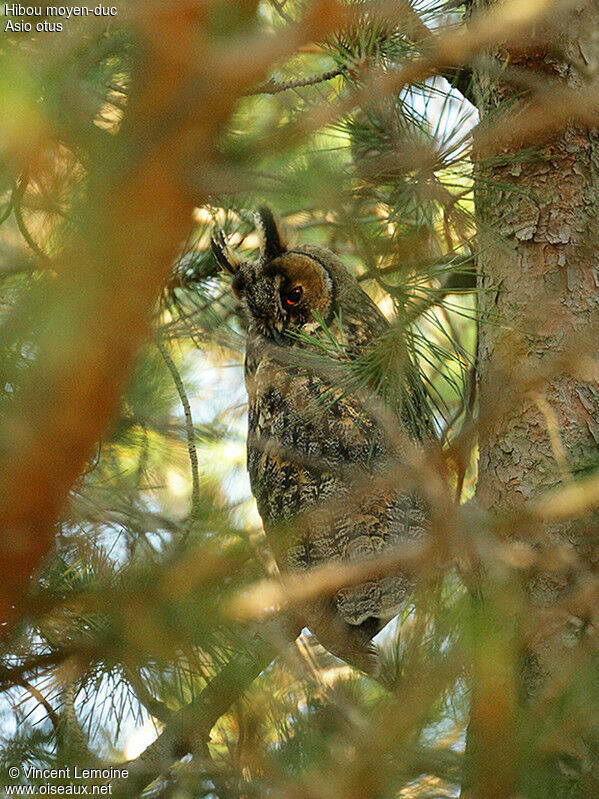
[110,617,300,798]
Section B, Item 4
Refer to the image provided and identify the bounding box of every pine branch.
[250,67,343,95]
[57,680,105,767]
[15,677,61,731]
[155,337,201,540]
[12,173,52,265]
[0,245,38,278]
[124,666,174,725]
[110,617,300,798]
[0,185,14,225]
[395,0,476,105]
[249,3,476,103]
[0,647,97,692]
[256,0,562,156]
[406,256,477,321]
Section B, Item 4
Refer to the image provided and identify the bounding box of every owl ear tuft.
[256,207,287,262]
[211,230,239,274]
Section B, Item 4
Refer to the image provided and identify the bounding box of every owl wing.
[247,346,427,628]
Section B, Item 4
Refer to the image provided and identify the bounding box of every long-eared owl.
[212,209,430,673]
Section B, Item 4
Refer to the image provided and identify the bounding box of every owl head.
[211,207,387,345]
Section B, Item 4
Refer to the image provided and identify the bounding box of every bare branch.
[155,337,201,540]
[250,67,343,95]
[12,174,51,265]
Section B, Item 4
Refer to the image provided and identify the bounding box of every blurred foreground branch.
[111,617,300,797]
[0,0,346,631]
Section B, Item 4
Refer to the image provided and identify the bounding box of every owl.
[212,208,430,673]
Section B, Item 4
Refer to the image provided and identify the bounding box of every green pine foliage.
[8,0,594,797]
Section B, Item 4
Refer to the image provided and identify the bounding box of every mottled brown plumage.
[212,209,428,672]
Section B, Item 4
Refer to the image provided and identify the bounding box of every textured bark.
[467,1,599,795]
[476,9,599,518]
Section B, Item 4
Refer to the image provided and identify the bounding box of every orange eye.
[283,284,303,307]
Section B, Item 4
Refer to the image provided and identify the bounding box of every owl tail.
[302,600,381,675]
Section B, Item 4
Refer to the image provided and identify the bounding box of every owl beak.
[211,231,238,275]
[265,319,285,345]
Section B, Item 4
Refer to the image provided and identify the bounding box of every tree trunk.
[466,1,599,795]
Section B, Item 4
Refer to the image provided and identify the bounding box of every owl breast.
[245,336,428,669]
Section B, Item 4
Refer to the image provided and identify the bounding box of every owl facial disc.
[212,209,335,341]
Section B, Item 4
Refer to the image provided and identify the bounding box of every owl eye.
[283,284,303,308]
